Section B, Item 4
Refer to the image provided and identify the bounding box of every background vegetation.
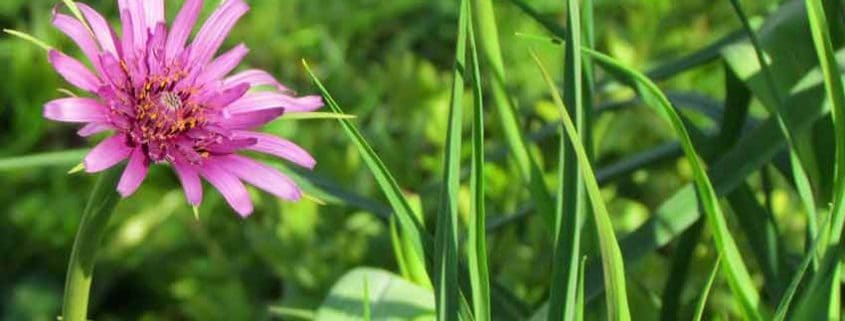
[4,0,840,320]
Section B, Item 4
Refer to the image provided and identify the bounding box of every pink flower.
[45,0,322,216]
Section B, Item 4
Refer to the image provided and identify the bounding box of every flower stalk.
[62,166,122,321]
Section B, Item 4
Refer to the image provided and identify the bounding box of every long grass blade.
[3,29,52,51]
[803,0,845,242]
[584,48,764,321]
[532,51,631,321]
[727,0,814,282]
[0,149,87,172]
[467,5,491,321]
[548,0,585,319]
[793,1,845,318]
[302,59,430,277]
[434,0,469,319]
[471,0,556,221]
[773,218,829,321]
[692,255,722,321]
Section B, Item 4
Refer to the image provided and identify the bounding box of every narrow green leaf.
[659,220,704,321]
[268,306,316,320]
[0,149,87,172]
[692,255,722,321]
[584,48,764,321]
[363,278,371,321]
[281,112,357,120]
[302,59,430,279]
[471,0,556,222]
[728,0,814,283]
[62,167,123,321]
[3,29,52,51]
[548,0,585,319]
[467,6,491,321]
[803,0,845,242]
[575,257,587,321]
[532,51,631,321]
[60,0,92,34]
[434,0,469,319]
[772,218,829,321]
[794,1,845,318]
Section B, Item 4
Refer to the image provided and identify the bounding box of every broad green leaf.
[584,48,763,321]
[692,256,722,321]
[547,0,585,319]
[467,6,491,321]
[434,1,468,319]
[314,268,434,321]
[471,0,556,221]
[268,307,316,320]
[533,51,631,321]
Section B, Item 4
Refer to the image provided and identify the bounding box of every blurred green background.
[1,0,787,320]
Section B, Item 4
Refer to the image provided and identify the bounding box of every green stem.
[62,167,123,321]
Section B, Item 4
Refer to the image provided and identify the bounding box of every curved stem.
[62,167,122,321]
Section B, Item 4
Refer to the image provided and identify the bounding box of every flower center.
[159,91,183,111]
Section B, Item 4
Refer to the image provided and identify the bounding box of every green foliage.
[6,0,844,320]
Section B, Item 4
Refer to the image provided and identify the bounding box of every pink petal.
[52,12,102,73]
[217,155,302,201]
[78,122,113,137]
[166,0,203,62]
[119,8,136,55]
[119,0,146,51]
[84,135,132,172]
[77,3,120,57]
[48,50,102,92]
[223,69,290,92]
[117,147,150,197]
[232,131,316,169]
[197,44,249,84]
[173,161,203,206]
[199,160,253,216]
[218,108,285,129]
[203,83,250,110]
[44,98,108,123]
[189,0,249,65]
[141,0,165,29]
[226,92,324,114]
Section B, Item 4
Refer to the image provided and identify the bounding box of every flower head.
[45,0,323,216]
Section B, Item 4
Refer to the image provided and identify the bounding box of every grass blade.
[773,218,829,321]
[434,0,469,319]
[727,0,815,281]
[584,48,764,321]
[302,59,430,280]
[467,5,491,321]
[692,255,722,321]
[532,51,631,321]
[794,1,845,318]
[3,29,52,51]
[803,0,845,242]
[0,149,87,172]
[471,0,556,222]
[547,0,585,319]
[280,112,357,120]
[659,220,703,321]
